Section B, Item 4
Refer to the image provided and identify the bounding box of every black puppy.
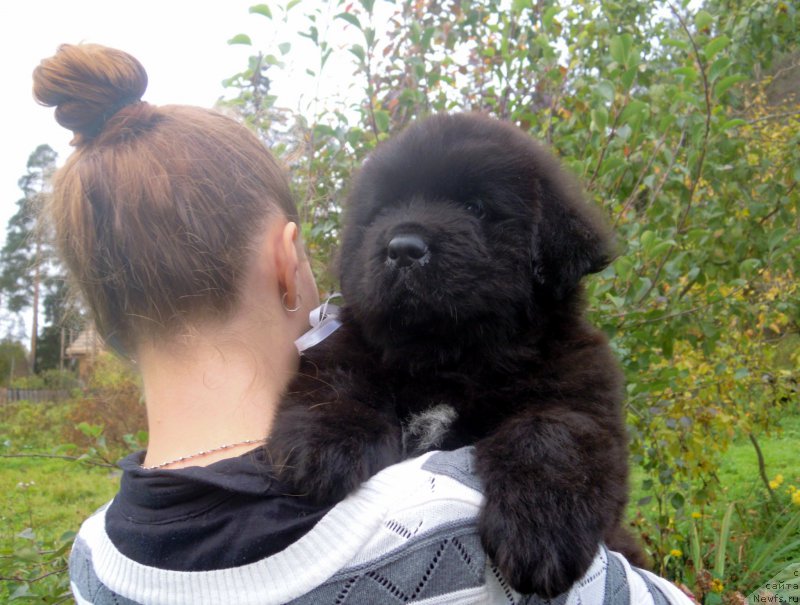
[270,113,644,597]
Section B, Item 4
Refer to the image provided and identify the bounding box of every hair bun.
[33,43,148,145]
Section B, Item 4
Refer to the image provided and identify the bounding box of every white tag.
[294,294,343,354]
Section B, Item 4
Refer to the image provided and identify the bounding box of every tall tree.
[0,144,59,371]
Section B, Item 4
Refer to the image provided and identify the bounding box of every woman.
[34,43,693,604]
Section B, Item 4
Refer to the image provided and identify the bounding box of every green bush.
[0,355,144,603]
[63,352,146,460]
[226,0,799,600]
[9,369,80,391]
[0,400,75,451]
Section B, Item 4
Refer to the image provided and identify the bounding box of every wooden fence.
[2,389,71,403]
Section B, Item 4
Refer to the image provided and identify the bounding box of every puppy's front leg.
[268,371,402,505]
[475,408,627,598]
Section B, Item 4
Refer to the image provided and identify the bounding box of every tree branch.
[749,433,778,504]
[0,567,67,584]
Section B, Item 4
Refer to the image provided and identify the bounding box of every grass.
[629,407,800,600]
[630,411,800,506]
[630,414,800,504]
[716,413,800,501]
[0,457,119,547]
[0,400,123,603]
[0,400,120,550]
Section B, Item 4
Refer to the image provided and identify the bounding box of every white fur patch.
[402,404,459,455]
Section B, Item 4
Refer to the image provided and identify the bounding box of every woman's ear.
[277,221,301,310]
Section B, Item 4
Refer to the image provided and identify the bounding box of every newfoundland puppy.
[269,113,644,597]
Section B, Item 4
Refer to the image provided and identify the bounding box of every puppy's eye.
[465,200,486,219]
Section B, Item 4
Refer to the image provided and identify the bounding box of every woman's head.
[33,43,308,352]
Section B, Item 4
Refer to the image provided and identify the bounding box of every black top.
[106,450,332,571]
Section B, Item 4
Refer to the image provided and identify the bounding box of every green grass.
[716,413,800,501]
[0,401,122,602]
[0,457,119,547]
[1,400,120,550]
[629,408,800,598]
[631,411,800,506]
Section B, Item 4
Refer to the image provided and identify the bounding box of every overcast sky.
[0,0,329,246]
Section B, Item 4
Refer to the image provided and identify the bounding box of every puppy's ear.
[532,181,616,301]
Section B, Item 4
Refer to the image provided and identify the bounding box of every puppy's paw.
[268,405,401,505]
[479,494,598,598]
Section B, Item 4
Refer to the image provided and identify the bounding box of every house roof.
[65,326,104,357]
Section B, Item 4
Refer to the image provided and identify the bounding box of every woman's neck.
[137,327,297,469]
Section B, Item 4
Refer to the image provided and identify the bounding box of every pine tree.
[0,144,60,371]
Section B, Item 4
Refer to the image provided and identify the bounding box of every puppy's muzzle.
[386,234,430,268]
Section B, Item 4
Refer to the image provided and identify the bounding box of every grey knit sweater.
[69,448,692,604]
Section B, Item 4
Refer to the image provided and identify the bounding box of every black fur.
[269,113,645,597]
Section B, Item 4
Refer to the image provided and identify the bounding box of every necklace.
[141,438,266,470]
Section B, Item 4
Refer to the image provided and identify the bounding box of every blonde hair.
[33,43,297,350]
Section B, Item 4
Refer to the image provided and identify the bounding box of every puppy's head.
[339,113,614,359]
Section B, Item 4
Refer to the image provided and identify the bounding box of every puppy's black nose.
[387,234,429,267]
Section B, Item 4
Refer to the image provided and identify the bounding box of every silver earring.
[282,292,302,313]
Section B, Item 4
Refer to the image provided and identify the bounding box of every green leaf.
[13,544,39,563]
[691,521,703,571]
[640,230,655,252]
[606,293,625,309]
[349,44,366,63]
[614,256,634,281]
[714,502,736,577]
[738,258,761,276]
[714,74,747,98]
[248,4,272,18]
[591,107,608,132]
[664,38,689,51]
[709,56,732,82]
[9,585,32,600]
[364,26,376,48]
[595,80,615,102]
[609,33,633,66]
[336,12,361,29]
[633,277,653,301]
[720,118,746,130]
[650,240,675,258]
[704,35,730,59]
[278,42,292,55]
[313,124,337,139]
[542,6,559,28]
[416,27,434,52]
[620,66,638,90]
[672,66,698,82]
[263,54,282,66]
[374,109,390,133]
[619,100,648,127]
[299,25,319,44]
[227,34,252,46]
[695,10,714,31]
[512,0,529,15]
